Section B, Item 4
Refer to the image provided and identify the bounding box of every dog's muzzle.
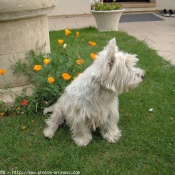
[141,75,145,79]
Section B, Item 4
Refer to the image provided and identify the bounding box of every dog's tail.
[43,104,64,138]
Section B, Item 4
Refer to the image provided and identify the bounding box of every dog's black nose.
[141,75,145,79]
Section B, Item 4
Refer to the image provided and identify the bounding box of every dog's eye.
[136,73,140,77]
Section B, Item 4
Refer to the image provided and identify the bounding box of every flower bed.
[0,29,98,116]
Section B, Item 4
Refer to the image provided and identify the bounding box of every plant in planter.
[90,0,125,31]
[91,1,122,11]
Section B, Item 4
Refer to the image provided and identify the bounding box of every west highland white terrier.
[43,38,145,146]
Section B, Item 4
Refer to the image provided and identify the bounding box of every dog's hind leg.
[43,105,64,139]
[43,104,55,114]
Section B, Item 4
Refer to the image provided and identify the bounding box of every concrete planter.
[0,0,57,103]
[90,9,125,31]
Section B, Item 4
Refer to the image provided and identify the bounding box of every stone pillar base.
[0,16,50,88]
[0,0,57,104]
[0,85,33,106]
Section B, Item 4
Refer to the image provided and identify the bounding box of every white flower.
[63,44,67,48]
[148,108,154,112]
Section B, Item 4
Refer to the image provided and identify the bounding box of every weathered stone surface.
[0,16,50,55]
[0,0,57,88]
[0,0,57,103]
[0,0,57,21]
[0,85,33,105]
[0,16,50,88]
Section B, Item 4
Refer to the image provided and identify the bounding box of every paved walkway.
[48,13,175,65]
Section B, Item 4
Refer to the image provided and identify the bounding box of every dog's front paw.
[43,128,54,139]
[73,135,92,146]
[103,130,121,143]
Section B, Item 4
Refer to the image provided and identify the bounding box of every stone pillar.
[0,0,57,103]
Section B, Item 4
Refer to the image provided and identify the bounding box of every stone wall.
[0,0,57,103]
[49,0,175,16]
[156,0,175,10]
[49,0,91,16]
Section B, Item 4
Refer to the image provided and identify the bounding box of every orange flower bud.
[62,73,71,80]
[75,32,79,37]
[34,65,42,71]
[65,29,71,36]
[89,41,96,47]
[76,59,84,65]
[48,77,55,84]
[0,69,5,75]
[43,58,50,65]
[58,39,64,45]
[90,53,97,60]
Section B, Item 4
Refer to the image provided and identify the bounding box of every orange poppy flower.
[43,58,50,65]
[89,41,96,47]
[76,59,84,65]
[75,32,79,37]
[62,73,71,80]
[34,65,42,71]
[0,69,5,75]
[90,53,97,60]
[58,39,64,45]
[65,29,71,36]
[48,77,55,84]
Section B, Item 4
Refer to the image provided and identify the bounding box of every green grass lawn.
[0,27,175,174]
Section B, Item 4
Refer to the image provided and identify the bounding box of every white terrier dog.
[43,38,145,146]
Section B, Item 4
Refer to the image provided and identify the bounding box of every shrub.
[91,2,122,11]
[1,29,98,116]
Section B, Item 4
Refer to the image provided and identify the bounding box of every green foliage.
[93,2,122,11]
[10,29,96,115]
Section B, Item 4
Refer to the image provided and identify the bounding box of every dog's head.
[94,38,145,94]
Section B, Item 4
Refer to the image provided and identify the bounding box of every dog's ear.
[95,37,118,77]
[97,38,118,92]
[105,38,118,70]
[105,38,118,52]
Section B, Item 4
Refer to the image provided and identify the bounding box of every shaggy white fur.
[43,38,145,146]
